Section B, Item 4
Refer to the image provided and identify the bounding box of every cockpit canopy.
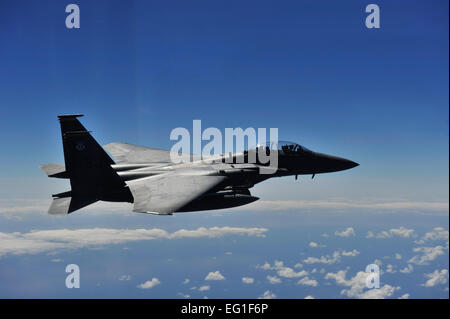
[265,141,312,154]
[234,141,313,164]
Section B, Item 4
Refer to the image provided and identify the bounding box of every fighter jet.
[41,114,358,215]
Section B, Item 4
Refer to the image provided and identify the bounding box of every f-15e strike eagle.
[41,115,358,215]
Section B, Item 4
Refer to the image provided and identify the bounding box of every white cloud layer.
[0,199,133,217]
[0,226,268,257]
[2,198,448,218]
[231,199,449,213]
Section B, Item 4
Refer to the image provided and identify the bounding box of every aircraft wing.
[103,142,200,164]
[126,173,226,215]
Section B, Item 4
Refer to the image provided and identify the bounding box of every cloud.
[137,278,160,289]
[242,277,254,284]
[231,199,449,213]
[399,264,414,274]
[415,227,449,244]
[3,198,448,219]
[257,260,283,270]
[205,271,225,281]
[309,242,325,248]
[297,277,318,287]
[267,275,282,284]
[257,260,308,278]
[373,259,383,267]
[183,279,190,285]
[335,227,355,237]
[366,227,415,239]
[51,258,63,263]
[408,245,447,265]
[258,262,272,270]
[398,293,410,299]
[325,270,400,299]
[304,295,315,299]
[273,260,284,268]
[198,285,210,291]
[258,290,276,299]
[422,227,449,241]
[119,275,132,281]
[0,226,268,257]
[277,267,308,278]
[342,249,360,257]
[0,199,133,217]
[395,253,402,260]
[303,251,341,264]
[302,249,360,264]
[421,269,449,287]
[389,227,416,238]
[358,285,400,299]
[386,264,396,274]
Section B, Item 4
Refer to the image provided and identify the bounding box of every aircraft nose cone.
[312,153,359,173]
[343,159,359,170]
[332,157,359,171]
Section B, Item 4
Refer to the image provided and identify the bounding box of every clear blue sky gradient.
[0,0,448,202]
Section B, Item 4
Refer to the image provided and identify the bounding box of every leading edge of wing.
[103,142,173,164]
[103,142,202,164]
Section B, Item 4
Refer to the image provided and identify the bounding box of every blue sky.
[0,0,448,298]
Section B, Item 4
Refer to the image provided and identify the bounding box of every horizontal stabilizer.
[48,196,98,215]
[40,163,68,178]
